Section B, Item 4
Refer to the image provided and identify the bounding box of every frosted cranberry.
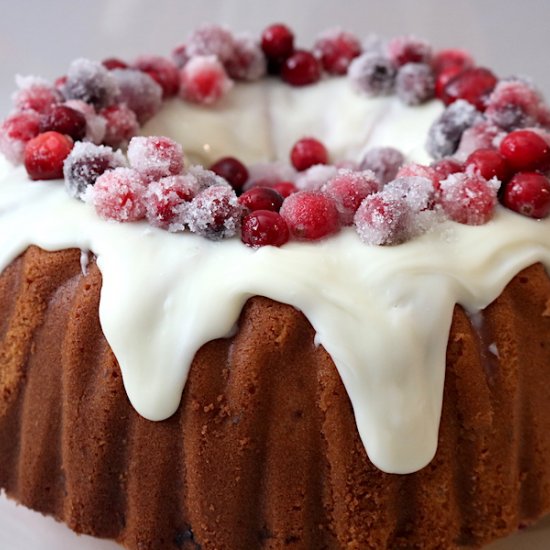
[90,167,146,222]
[455,121,504,160]
[387,36,432,67]
[290,137,328,171]
[241,210,290,247]
[431,158,463,187]
[322,170,379,225]
[24,131,73,180]
[145,174,199,229]
[359,147,405,184]
[239,187,284,212]
[279,191,340,241]
[102,58,128,70]
[502,172,550,218]
[432,49,474,75]
[185,24,236,63]
[172,44,189,68]
[396,163,439,190]
[499,129,550,172]
[100,104,139,148]
[63,59,118,109]
[40,104,87,141]
[0,111,41,164]
[127,136,184,181]
[261,24,295,71]
[348,53,396,96]
[271,181,297,197]
[179,56,233,105]
[441,67,498,111]
[281,50,321,86]
[134,55,180,98]
[225,35,266,81]
[438,172,498,225]
[64,99,106,145]
[210,156,249,192]
[395,62,435,105]
[12,77,61,115]
[313,29,361,75]
[466,149,511,182]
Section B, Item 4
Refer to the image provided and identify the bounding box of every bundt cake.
[1,23,550,549]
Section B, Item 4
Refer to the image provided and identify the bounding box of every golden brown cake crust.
[1,246,550,549]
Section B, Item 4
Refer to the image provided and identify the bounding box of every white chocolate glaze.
[1,81,549,474]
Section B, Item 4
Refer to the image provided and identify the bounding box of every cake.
[1,23,550,550]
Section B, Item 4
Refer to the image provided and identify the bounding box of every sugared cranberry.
[39,104,87,141]
[239,186,284,212]
[348,53,396,96]
[171,43,189,68]
[395,62,435,105]
[134,55,180,98]
[313,29,361,75]
[438,171,499,225]
[241,210,290,247]
[179,55,233,105]
[24,131,73,180]
[127,136,184,181]
[225,35,267,81]
[290,137,329,171]
[431,158,464,186]
[64,99,107,145]
[281,50,321,86]
[12,76,61,115]
[100,104,139,148]
[261,24,295,71]
[209,156,249,192]
[465,148,511,182]
[359,147,405,185]
[441,67,498,111]
[387,36,433,67]
[455,121,504,160]
[0,111,41,164]
[102,58,129,71]
[185,24,236,64]
[279,191,340,241]
[501,172,550,218]
[435,66,463,100]
[90,167,147,222]
[499,129,550,172]
[396,163,439,190]
[432,49,474,75]
[271,181,297,197]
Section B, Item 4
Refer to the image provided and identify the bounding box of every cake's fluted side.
[1,247,550,550]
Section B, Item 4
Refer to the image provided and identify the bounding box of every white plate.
[1,492,549,549]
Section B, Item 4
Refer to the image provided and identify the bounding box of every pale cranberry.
[502,172,550,218]
[239,187,284,212]
[179,56,233,104]
[281,50,321,86]
[241,210,290,247]
[210,156,249,192]
[0,111,41,164]
[442,67,498,111]
[465,148,510,182]
[40,104,87,141]
[290,137,329,171]
[100,104,139,148]
[24,131,73,180]
[499,129,550,172]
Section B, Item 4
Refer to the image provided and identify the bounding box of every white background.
[0,0,550,548]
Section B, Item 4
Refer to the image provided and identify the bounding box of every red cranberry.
[387,36,432,67]
[290,137,329,171]
[271,181,297,197]
[241,210,290,247]
[465,149,510,182]
[239,186,284,212]
[0,111,41,164]
[24,131,73,180]
[313,30,361,75]
[127,136,184,181]
[431,158,464,186]
[100,104,139,148]
[434,66,463,100]
[134,55,180,98]
[13,80,61,115]
[210,156,249,192]
[502,172,550,218]
[279,191,340,241]
[179,56,233,105]
[102,58,129,70]
[499,129,550,172]
[261,24,294,70]
[432,49,474,75]
[281,50,321,86]
[442,67,498,111]
[40,104,87,141]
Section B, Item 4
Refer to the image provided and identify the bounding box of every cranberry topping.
[290,137,329,171]
[239,186,284,212]
[24,131,73,180]
[359,147,405,185]
[261,24,295,71]
[179,55,233,104]
[432,49,474,75]
[348,53,396,96]
[280,191,340,240]
[281,50,321,86]
[465,148,510,182]
[499,129,550,172]
[102,58,129,71]
[441,67,498,111]
[127,136,185,181]
[12,78,61,115]
[100,104,140,149]
[210,156,249,192]
[431,158,464,186]
[434,66,463,100]
[313,29,361,75]
[387,36,432,67]
[40,104,87,141]
[134,55,180,98]
[502,172,550,218]
[0,111,41,164]
[241,210,290,247]
[271,181,297,198]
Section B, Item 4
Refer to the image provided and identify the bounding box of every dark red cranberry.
[499,130,550,172]
[502,172,550,218]
[261,23,294,71]
[281,50,321,86]
[441,67,498,111]
[210,156,249,192]
[432,49,474,75]
[313,30,361,75]
[241,210,290,247]
[102,58,129,70]
[271,181,297,197]
[239,186,284,212]
[435,66,463,100]
[134,56,180,98]
[40,105,87,141]
[24,131,73,180]
[290,137,329,171]
[466,149,511,182]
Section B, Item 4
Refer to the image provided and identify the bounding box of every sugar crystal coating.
[12,75,62,114]
[185,24,236,64]
[179,56,233,105]
[244,161,297,190]
[188,165,231,191]
[359,147,405,185]
[295,164,338,191]
[395,63,435,105]
[348,52,397,96]
[127,136,185,181]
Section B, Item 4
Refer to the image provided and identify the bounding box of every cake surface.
[1,22,550,550]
